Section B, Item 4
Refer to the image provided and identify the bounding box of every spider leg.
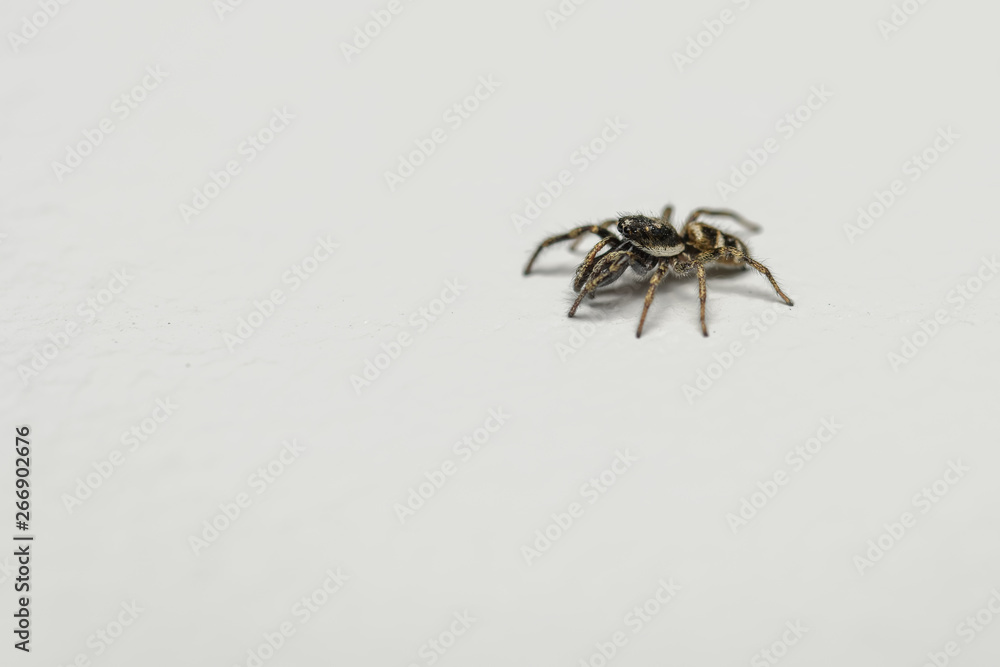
[671,256,713,335]
[524,224,618,275]
[636,260,672,338]
[569,218,617,251]
[573,236,621,292]
[568,249,638,317]
[674,246,793,333]
[724,248,794,306]
[696,264,709,336]
[685,208,762,233]
[660,205,674,224]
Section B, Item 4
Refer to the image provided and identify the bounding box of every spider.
[523,205,794,337]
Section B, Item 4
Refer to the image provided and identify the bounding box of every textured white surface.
[2,1,1000,665]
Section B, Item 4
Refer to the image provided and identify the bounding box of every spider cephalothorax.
[523,205,794,338]
[615,215,687,256]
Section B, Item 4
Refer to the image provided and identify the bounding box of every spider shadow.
[525,263,581,277]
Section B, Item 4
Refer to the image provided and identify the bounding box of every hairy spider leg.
[635,260,673,338]
[569,218,618,251]
[573,236,621,292]
[684,208,762,233]
[675,246,794,336]
[525,224,618,275]
[696,264,709,336]
[567,248,646,317]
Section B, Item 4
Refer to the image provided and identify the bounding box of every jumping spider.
[523,205,794,337]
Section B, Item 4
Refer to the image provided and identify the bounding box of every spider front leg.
[568,249,638,317]
[524,224,618,275]
[569,218,617,251]
[573,236,621,292]
[636,260,672,338]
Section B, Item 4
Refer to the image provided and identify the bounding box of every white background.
[2,1,1000,665]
